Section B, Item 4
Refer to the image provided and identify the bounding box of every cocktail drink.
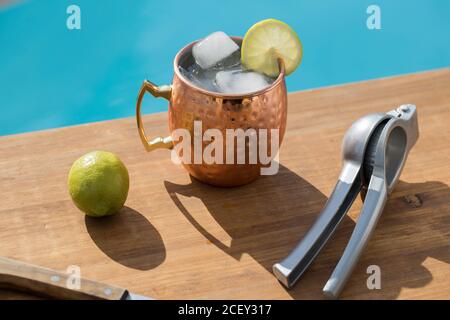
[136,19,302,186]
[179,31,276,94]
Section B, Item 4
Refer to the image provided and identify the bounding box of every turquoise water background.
[1,0,449,136]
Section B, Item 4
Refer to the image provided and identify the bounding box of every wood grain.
[0,68,449,299]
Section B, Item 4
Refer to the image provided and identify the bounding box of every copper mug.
[136,37,287,187]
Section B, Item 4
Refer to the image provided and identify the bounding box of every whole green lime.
[68,151,129,217]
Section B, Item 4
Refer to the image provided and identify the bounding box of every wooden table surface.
[1,68,449,300]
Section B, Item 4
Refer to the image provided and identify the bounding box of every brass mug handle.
[136,80,174,152]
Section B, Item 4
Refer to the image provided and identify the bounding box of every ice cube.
[192,31,240,69]
[213,50,241,70]
[179,64,218,92]
[215,70,272,94]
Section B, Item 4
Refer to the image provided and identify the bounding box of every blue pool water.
[1,0,449,136]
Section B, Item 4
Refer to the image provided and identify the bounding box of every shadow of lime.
[85,206,166,270]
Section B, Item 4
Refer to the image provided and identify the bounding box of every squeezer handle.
[273,164,362,288]
[323,174,388,298]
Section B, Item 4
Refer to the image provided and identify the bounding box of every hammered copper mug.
[136,37,287,187]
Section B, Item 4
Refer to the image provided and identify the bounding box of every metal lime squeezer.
[273,104,419,298]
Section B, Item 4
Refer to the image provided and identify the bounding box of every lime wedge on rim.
[241,19,302,77]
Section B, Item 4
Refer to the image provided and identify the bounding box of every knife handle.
[0,256,128,300]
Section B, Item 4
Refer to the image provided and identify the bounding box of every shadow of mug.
[165,164,357,298]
